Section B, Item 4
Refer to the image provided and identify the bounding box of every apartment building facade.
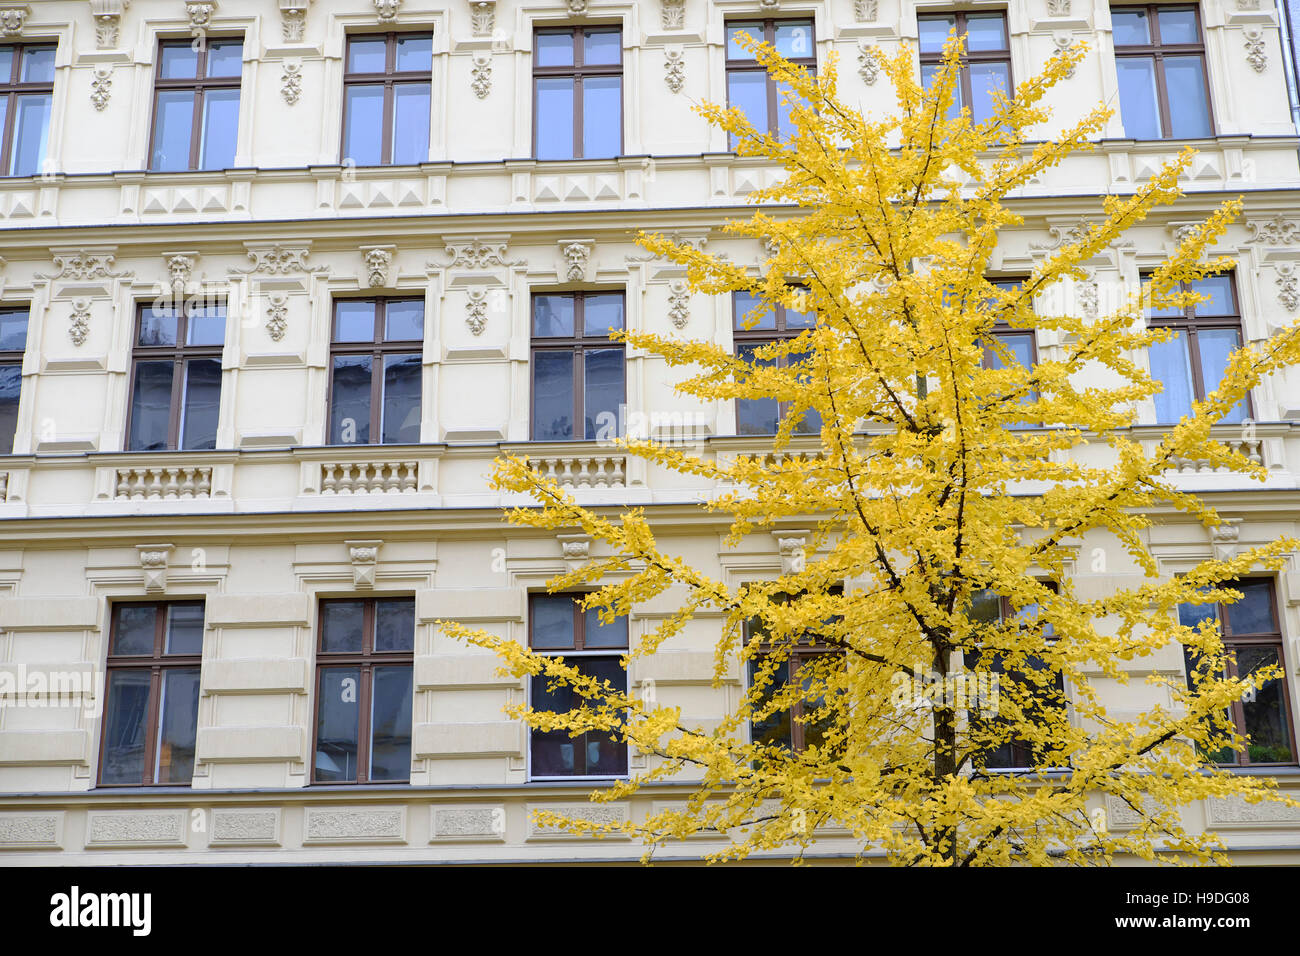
[0,0,1299,863]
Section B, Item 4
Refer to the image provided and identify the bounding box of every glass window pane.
[321,600,365,653]
[1178,597,1218,633]
[969,589,1003,625]
[530,656,626,775]
[315,666,361,782]
[1117,58,1162,140]
[329,354,373,444]
[1158,8,1200,45]
[1197,327,1247,423]
[375,598,415,652]
[1235,645,1293,763]
[113,604,159,656]
[205,40,243,78]
[19,46,55,83]
[180,358,220,451]
[391,82,430,165]
[334,300,376,342]
[734,291,775,330]
[776,77,801,140]
[582,75,621,159]
[532,595,576,649]
[1227,581,1275,635]
[533,350,575,440]
[159,43,199,79]
[199,88,239,170]
[583,29,621,65]
[969,61,1009,125]
[186,303,226,346]
[101,671,152,784]
[536,77,575,160]
[533,295,574,337]
[749,657,793,749]
[921,63,963,121]
[1190,275,1234,317]
[0,308,21,350]
[966,13,1008,52]
[347,37,388,74]
[128,361,176,451]
[536,31,575,67]
[396,33,433,72]
[583,294,624,336]
[369,665,413,780]
[727,23,762,60]
[584,347,623,440]
[987,331,1033,370]
[165,603,205,655]
[0,363,19,454]
[155,667,201,784]
[385,300,424,341]
[10,93,51,177]
[728,71,769,142]
[583,606,628,648]
[918,16,956,54]
[1113,10,1152,46]
[381,352,421,444]
[151,90,196,171]
[342,84,385,167]
[0,48,13,82]
[1150,333,1194,424]
[140,308,179,346]
[775,21,814,59]
[1165,56,1212,139]
[736,343,779,435]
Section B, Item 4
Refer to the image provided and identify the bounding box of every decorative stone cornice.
[1248,215,1300,245]
[238,243,317,275]
[444,237,511,269]
[42,248,124,282]
[347,540,382,588]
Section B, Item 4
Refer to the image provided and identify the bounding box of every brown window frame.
[326,297,425,446]
[148,36,244,172]
[531,26,624,160]
[917,10,1013,120]
[0,42,55,178]
[529,290,627,442]
[1111,4,1215,139]
[732,289,818,436]
[97,601,205,788]
[1183,579,1297,768]
[340,31,434,167]
[124,300,226,452]
[311,596,415,785]
[724,17,817,141]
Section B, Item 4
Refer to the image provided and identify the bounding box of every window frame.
[1111,3,1215,139]
[97,600,205,788]
[148,36,244,172]
[124,300,226,452]
[732,289,818,436]
[340,31,434,167]
[0,42,56,178]
[0,304,28,455]
[531,25,624,160]
[724,17,818,141]
[326,296,425,446]
[916,10,1013,122]
[310,596,415,786]
[529,290,627,442]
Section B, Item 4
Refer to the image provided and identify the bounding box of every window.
[732,290,820,436]
[531,292,625,441]
[965,588,1067,771]
[528,593,628,778]
[979,279,1038,422]
[1145,272,1247,424]
[341,32,433,167]
[0,44,54,177]
[328,298,424,445]
[149,37,243,171]
[0,307,27,453]
[1181,580,1295,766]
[725,18,816,144]
[126,301,225,452]
[1113,4,1213,139]
[744,591,842,753]
[99,602,204,786]
[918,11,1011,125]
[533,27,622,160]
[312,597,414,784]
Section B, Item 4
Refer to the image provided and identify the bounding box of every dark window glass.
[732,290,820,436]
[531,292,625,441]
[0,44,54,177]
[150,38,243,171]
[918,12,1011,125]
[313,597,414,784]
[978,279,1038,426]
[342,33,433,166]
[528,593,628,777]
[0,306,27,453]
[533,28,622,160]
[328,298,424,445]
[99,602,205,786]
[1113,5,1213,139]
[725,19,816,146]
[126,302,226,451]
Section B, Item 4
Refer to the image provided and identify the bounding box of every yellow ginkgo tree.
[441,33,1300,865]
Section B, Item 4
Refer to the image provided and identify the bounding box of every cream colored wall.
[1,0,1300,862]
